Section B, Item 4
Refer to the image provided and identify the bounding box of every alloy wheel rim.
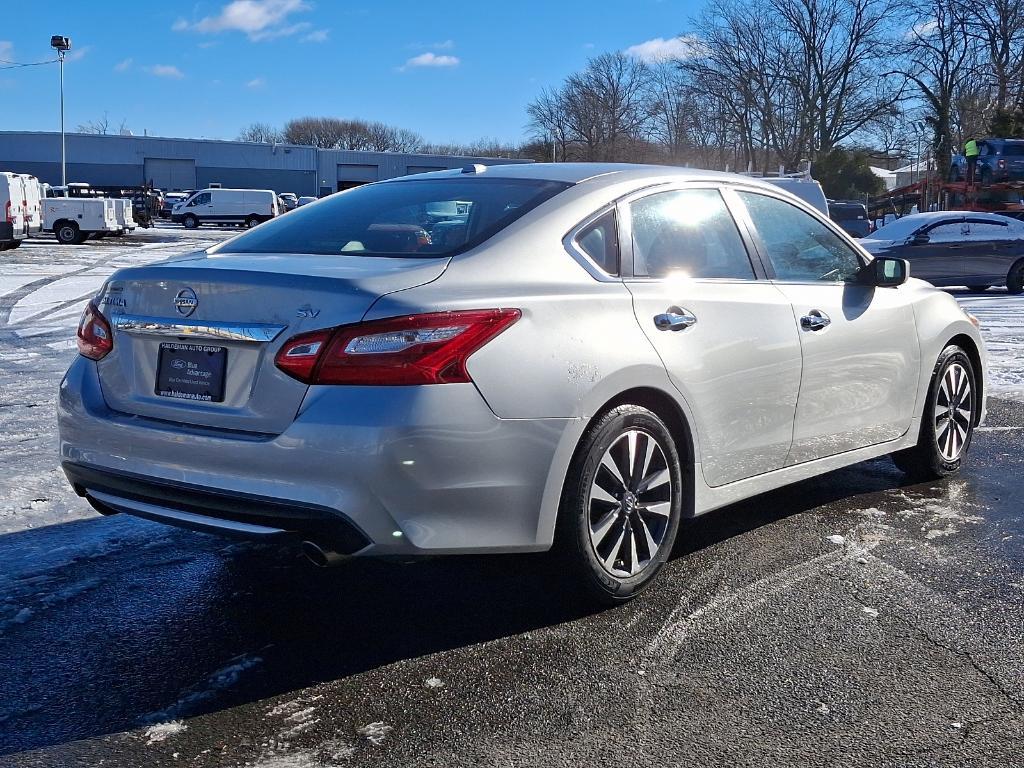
[934,362,972,462]
[588,429,673,577]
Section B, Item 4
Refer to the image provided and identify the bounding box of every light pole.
[50,35,71,186]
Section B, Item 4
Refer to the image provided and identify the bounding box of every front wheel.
[55,222,80,245]
[556,405,683,605]
[892,345,977,480]
[1007,260,1024,295]
[182,214,199,230]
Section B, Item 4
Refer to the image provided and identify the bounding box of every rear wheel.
[182,214,199,229]
[55,222,80,245]
[966,285,990,293]
[892,345,976,480]
[6,239,22,250]
[245,215,261,228]
[1007,260,1024,295]
[556,405,683,605]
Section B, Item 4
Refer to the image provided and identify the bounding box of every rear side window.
[575,211,619,274]
[1002,144,1024,156]
[217,178,571,257]
[630,189,754,279]
[739,192,863,282]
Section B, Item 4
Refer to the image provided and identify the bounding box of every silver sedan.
[59,163,987,604]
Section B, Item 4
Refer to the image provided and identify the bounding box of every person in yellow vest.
[964,139,980,184]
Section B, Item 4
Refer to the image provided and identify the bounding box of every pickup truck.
[43,197,121,244]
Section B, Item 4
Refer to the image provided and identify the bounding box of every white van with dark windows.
[171,188,279,229]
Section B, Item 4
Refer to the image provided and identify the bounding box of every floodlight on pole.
[50,36,71,186]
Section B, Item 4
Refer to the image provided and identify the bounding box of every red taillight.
[76,301,114,360]
[275,309,521,386]
[998,158,1006,169]
[4,201,11,224]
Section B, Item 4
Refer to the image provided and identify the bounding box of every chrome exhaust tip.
[301,540,348,568]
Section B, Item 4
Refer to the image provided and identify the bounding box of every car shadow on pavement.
[0,453,926,756]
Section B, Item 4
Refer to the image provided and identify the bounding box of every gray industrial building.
[0,131,530,196]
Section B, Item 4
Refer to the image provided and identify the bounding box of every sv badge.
[296,304,320,319]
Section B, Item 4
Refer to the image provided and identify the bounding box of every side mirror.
[862,256,908,287]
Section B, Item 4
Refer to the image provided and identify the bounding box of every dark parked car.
[828,201,871,238]
[859,211,1024,293]
[949,139,1024,184]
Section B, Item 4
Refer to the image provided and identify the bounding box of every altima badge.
[173,287,198,317]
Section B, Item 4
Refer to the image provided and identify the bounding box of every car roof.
[884,210,1017,224]
[387,162,787,191]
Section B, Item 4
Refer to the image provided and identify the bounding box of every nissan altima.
[59,163,987,604]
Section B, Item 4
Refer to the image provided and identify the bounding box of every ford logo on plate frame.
[173,287,198,317]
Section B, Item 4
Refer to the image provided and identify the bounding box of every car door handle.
[800,310,831,331]
[654,309,697,331]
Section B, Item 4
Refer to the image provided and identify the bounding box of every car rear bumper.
[57,355,571,555]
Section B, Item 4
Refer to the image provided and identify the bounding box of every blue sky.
[1,0,699,145]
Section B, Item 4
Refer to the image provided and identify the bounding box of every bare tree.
[237,122,283,143]
[898,0,974,171]
[969,0,1024,111]
[77,112,111,135]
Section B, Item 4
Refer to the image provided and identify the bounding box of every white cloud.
[114,58,133,72]
[64,45,91,62]
[0,41,13,62]
[175,0,312,41]
[301,29,329,43]
[907,19,938,39]
[401,52,460,71]
[246,77,265,88]
[623,35,702,63]
[149,64,184,79]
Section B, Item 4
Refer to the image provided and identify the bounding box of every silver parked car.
[59,164,987,603]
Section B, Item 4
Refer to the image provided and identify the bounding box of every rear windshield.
[216,177,571,257]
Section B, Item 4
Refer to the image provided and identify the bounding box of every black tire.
[555,405,683,606]
[55,222,80,245]
[182,214,199,230]
[979,167,993,186]
[7,239,22,250]
[892,345,977,481]
[966,285,990,293]
[1007,260,1024,295]
[245,215,261,228]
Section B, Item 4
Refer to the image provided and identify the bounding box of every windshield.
[216,177,571,257]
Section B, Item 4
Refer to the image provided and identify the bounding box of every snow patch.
[143,652,263,723]
[826,535,846,546]
[144,720,187,744]
[357,721,393,745]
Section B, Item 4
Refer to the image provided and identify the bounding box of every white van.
[1,172,28,250]
[171,188,279,229]
[761,177,829,216]
[18,174,43,235]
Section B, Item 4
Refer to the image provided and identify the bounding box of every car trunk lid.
[95,252,449,434]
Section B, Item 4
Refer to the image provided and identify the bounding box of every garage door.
[337,164,379,183]
[144,158,197,191]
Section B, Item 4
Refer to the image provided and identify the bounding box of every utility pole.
[50,36,72,186]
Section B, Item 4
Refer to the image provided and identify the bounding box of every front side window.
[925,221,968,242]
[630,189,754,279]
[575,211,619,274]
[738,192,863,282]
[190,192,211,206]
[217,178,570,257]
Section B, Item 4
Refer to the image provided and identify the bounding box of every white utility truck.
[43,184,121,245]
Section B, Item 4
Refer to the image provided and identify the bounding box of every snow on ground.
[955,290,1024,401]
[0,226,234,539]
[0,227,1022,540]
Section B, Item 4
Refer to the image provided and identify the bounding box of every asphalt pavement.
[0,230,1022,767]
